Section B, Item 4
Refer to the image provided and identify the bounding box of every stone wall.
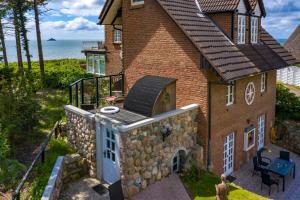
[119,107,202,198]
[277,120,300,154]
[65,105,96,177]
[42,154,86,200]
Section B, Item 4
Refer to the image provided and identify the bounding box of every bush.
[0,59,88,89]
[29,137,74,199]
[0,69,40,141]
[276,84,300,121]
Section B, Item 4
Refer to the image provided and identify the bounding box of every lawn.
[182,169,267,200]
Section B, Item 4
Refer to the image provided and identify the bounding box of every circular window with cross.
[245,82,255,105]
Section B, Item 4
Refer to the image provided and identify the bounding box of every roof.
[261,29,297,65]
[124,76,177,117]
[238,44,288,71]
[156,0,295,81]
[284,25,300,62]
[197,0,240,13]
[91,108,148,125]
[197,0,266,16]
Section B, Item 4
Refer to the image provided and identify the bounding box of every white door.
[257,115,265,150]
[224,133,234,176]
[102,126,120,184]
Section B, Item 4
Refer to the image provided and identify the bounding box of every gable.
[253,1,261,16]
[237,0,247,14]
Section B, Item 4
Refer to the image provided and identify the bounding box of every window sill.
[226,103,234,107]
[130,3,144,10]
[113,41,122,45]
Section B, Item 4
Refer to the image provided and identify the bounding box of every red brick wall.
[105,25,123,75]
[122,0,209,166]
[209,12,233,39]
[209,71,276,175]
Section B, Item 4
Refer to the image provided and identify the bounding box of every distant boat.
[47,38,56,41]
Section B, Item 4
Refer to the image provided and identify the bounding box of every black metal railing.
[11,121,61,200]
[69,73,125,109]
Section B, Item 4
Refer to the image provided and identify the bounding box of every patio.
[232,144,300,199]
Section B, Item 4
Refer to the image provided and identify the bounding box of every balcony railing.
[82,41,105,51]
[69,73,125,109]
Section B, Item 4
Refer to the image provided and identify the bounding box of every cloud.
[60,0,103,17]
[41,17,99,32]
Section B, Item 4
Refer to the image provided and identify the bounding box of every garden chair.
[279,151,290,161]
[252,156,264,176]
[257,148,271,167]
[261,171,279,196]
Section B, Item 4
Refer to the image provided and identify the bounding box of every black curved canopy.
[124,76,177,117]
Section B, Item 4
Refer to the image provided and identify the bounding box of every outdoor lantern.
[161,125,172,142]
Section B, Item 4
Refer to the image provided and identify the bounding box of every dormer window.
[238,15,246,44]
[113,29,122,43]
[132,0,144,6]
[251,17,258,43]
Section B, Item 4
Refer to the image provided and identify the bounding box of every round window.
[245,82,255,105]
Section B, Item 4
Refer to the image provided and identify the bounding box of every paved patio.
[132,174,191,200]
[232,144,300,200]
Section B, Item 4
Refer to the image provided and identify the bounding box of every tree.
[0,1,9,68]
[33,0,45,82]
[0,15,9,68]
[18,0,32,72]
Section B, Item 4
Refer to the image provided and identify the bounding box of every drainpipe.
[207,80,233,171]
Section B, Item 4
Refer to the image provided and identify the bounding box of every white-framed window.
[131,0,144,6]
[238,15,246,44]
[226,81,235,106]
[251,17,258,43]
[260,73,266,92]
[245,82,255,105]
[113,29,122,43]
[86,54,105,75]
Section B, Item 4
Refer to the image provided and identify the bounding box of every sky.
[18,0,300,40]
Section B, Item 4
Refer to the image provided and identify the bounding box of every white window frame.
[86,54,105,76]
[238,15,246,44]
[260,73,266,92]
[251,17,258,44]
[113,29,122,43]
[245,82,255,105]
[131,0,144,6]
[226,81,235,106]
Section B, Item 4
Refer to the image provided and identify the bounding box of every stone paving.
[59,177,110,200]
[132,174,191,200]
[231,144,300,200]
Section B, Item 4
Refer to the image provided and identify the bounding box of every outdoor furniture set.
[253,149,296,195]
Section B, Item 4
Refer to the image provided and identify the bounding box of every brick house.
[98,0,297,177]
[81,25,122,75]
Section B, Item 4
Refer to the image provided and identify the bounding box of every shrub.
[276,84,300,121]
[0,59,88,89]
[29,137,74,199]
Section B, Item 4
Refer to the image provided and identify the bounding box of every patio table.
[268,158,296,192]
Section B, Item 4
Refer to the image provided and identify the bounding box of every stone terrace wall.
[64,105,96,177]
[119,105,202,198]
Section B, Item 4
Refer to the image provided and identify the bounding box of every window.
[251,17,258,43]
[113,29,122,43]
[260,73,266,92]
[238,15,246,44]
[226,81,235,106]
[86,54,105,75]
[131,0,144,6]
[245,82,255,105]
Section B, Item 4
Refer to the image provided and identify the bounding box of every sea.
[5,40,86,62]
[3,39,287,62]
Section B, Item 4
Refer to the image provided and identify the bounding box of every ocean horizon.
[4,40,93,62]
[3,38,287,63]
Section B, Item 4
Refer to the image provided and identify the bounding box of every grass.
[22,137,74,199]
[182,170,267,200]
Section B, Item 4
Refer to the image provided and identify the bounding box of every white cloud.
[60,0,103,17]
